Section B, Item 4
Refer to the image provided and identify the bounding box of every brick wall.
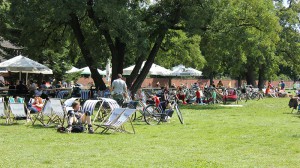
[76,77,295,89]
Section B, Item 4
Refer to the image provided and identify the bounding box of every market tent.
[170,65,202,77]
[66,66,80,73]
[79,67,106,75]
[123,61,172,76]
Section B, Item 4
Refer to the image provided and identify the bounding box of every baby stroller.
[223,88,238,104]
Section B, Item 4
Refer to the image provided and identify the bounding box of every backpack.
[71,125,85,133]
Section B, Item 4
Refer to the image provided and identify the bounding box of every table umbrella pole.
[26,72,28,85]
[19,71,21,81]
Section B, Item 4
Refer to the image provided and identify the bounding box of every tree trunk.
[237,76,242,88]
[258,65,265,90]
[69,13,106,90]
[246,68,256,86]
[130,30,168,94]
[209,73,214,86]
[111,37,126,82]
[126,55,144,89]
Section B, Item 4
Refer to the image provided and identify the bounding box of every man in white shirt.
[111,74,127,103]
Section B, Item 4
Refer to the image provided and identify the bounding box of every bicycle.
[143,95,184,125]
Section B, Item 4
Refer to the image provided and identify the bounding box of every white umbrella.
[0,55,53,74]
[123,61,172,76]
[66,66,80,73]
[170,65,202,76]
[79,67,105,75]
[0,55,53,83]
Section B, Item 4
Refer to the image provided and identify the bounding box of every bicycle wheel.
[175,104,184,124]
[143,104,160,125]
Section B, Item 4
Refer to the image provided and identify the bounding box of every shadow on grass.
[29,124,56,129]
[181,104,233,110]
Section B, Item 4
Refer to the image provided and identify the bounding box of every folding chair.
[30,98,47,126]
[46,98,66,125]
[101,108,136,134]
[94,108,126,133]
[93,98,120,122]
[0,97,9,124]
[8,98,30,123]
[82,100,101,115]
[80,90,90,101]
[64,97,80,107]
[56,90,70,99]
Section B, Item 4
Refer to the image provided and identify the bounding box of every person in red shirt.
[196,88,201,104]
[151,95,160,107]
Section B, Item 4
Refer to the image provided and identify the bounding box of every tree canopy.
[0,0,299,90]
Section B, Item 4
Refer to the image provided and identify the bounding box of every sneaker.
[88,127,94,134]
[66,126,72,133]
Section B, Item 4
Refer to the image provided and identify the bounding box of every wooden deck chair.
[93,98,120,122]
[46,98,66,125]
[102,108,136,134]
[8,99,30,123]
[0,97,9,124]
[80,90,90,101]
[95,108,126,133]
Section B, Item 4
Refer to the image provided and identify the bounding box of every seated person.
[16,81,28,94]
[8,81,16,96]
[103,86,111,98]
[28,96,44,113]
[66,101,94,134]
[176,87,187,104]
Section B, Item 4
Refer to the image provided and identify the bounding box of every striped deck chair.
[56,90,69,99]
[95,108,126,133]
[80,90,90,101]
[8,98,30,123]
[101,108,136,134]
[82,100,101,115]
[0,97,9,124]
[93,98,120,122]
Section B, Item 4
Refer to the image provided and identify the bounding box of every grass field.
[0,98,299,168]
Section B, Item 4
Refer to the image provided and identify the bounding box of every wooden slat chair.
[93,98,120,122]
[101,108,136,134]
[80,90,90,101]
[8,97,30,123]
[0,97,9,124]
[95,108,126,133]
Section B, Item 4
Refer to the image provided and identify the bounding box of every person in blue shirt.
[280,80,285,90]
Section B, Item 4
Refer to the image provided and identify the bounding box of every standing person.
[28,80,37,96]
[217,80,223,88]
[281,80,285,90]
[8,81,16,96]
[66,101,94,134]
[212,89,217,104]
[196,88,201,104]
[111,74,127,104]
[265,81,273,95]
[56,81,62,88]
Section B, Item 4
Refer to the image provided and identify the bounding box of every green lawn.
[0,98,300,168]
